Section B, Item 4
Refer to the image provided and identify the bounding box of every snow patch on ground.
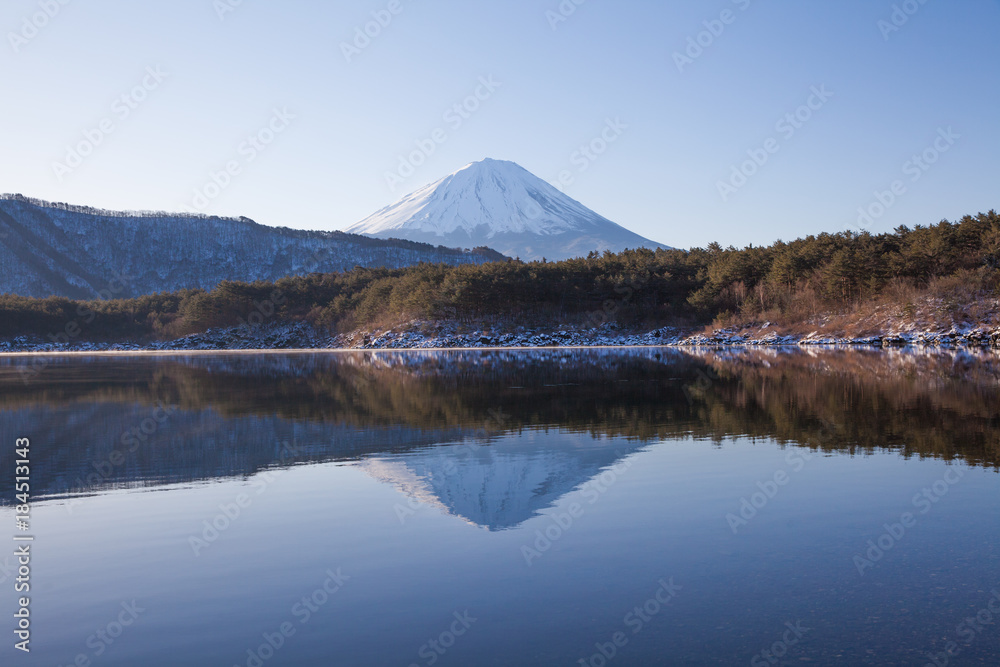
[2,319,999,353]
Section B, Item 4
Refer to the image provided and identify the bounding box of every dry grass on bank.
[705,268,1000,338]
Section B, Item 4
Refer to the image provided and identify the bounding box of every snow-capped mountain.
[0,194,503,299]
[346,158,670,261]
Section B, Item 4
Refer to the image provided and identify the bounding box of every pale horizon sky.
[1,0,997,250]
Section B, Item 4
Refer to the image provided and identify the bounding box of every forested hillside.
[0,211,996,341]
[0,194,502,299]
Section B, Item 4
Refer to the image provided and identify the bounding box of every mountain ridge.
[0,193,503,299]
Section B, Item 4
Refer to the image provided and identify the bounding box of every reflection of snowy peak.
[358,430,646,530]
[346,159,670,261]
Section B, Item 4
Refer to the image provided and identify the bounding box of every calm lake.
[1,348,998,666]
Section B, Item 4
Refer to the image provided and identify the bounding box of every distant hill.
[346,158,670,261]
[0,194,504,299]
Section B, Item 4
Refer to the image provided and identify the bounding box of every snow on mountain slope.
[346,158,671,261]
[0,194,503,299]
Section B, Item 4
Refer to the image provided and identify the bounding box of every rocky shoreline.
[1,321,999,353]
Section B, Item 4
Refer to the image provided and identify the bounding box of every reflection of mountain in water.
[360,431,646,530]
[1,347,997,508]
[5,402,477,502]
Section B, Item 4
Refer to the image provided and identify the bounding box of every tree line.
[1,210,996,341]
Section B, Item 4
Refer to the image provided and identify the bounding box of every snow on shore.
[2,320,998,353]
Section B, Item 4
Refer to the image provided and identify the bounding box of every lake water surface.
[1,348,998,666]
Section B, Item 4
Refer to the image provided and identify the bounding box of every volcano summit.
[347,158,670,261]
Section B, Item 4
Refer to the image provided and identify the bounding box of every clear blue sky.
[1,0,997,249]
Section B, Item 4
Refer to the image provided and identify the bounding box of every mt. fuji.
[346,159,670,261]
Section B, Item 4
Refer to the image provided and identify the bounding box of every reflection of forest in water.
[1,347,997,505]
